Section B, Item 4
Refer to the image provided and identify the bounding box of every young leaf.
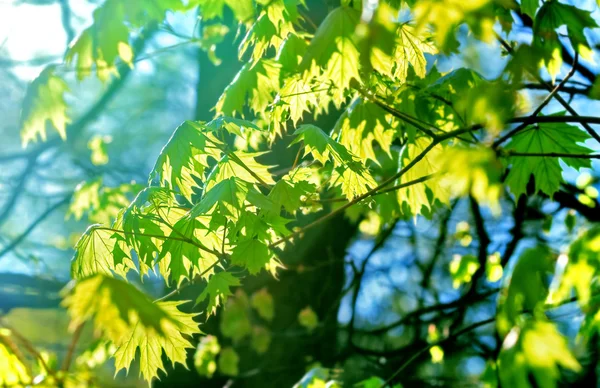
[216,59,281,116]
[239,0,296,61]
[20,66,70,147]
[196,272,241,316]
[194,0,254,22]
[230,239,272,274]
[71,226,124,279]
[397,138,449,216]
[62,274,172,339]
[66,0,185,80]
[334,99,396,164]
[113,301,201,382]
[149,121,222,200]
[301,6,361,105]
[394,25,437,81]
[192,177,250,219]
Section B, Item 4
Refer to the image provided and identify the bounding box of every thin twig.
[493,53,578,147]
[60,323,85,373]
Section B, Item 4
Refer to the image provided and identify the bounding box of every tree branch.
[0,195,71,261]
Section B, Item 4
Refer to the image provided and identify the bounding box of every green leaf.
[196,272,241,316]
[192,177,250,218]
[397,138,450,216]
[498,320,581,388]
[62,274,172,339]
[230,239,272,274]
[251,288,274,321]
[437,147,503,212]
[207,151,275,190]
[335,99,396,164]
[216,59,281,116]
[301,6,361,105]
[194,335,220,378]
[68,179,102,221]
[550,227,600,311]
[194,0,254,22]
[394,24,437,81]
[239,0,296,61]
[251,326,271,354]
[218,347,239,376]
[20,66,70,147]
[88,135,111,165]
[292,124,356,166]
[521,0,539,19]
[159,215,211,285]
[357,2,398,78]
[220,290,252,342]
[0,338,30,386]
[149,121,222,200]
[277,33,308,72]
[113,301,201,382]
[69,178,141,225]
[449,254,480,289]
[121,187,177,276]
[66,0,184,80]
[496,247,555,336]
[298,306,318,332]
[505,121,593,198]
[534,1,597,57]
[71,226,123,279]
[292,124,376,199]
[413,0,495,53]
[268,175,316,214]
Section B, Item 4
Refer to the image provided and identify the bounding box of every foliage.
[7,0,600,386]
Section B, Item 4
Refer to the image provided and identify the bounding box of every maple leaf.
[505,121,592,197]
[66,0,185,80]
[192,177,250,219]
[150,121,222,201]
[301,6,361,105]
[216,59,281,116]
[394,25,437,81]
[113,301,201,382]
[20,66,70,147]
[62,274,173,340]
[230,239,272,274]
[197,272,241,316]
[397,138,450,216]
[268,177,316,214]
[239,0,296,61]
[194,0,254,22]
[335,99,396,164]
[207,151,276,190]
[71,226,124,279]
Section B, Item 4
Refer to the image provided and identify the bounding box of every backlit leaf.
[20,66,70,146]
